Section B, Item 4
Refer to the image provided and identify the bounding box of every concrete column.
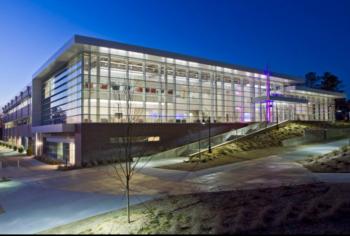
[34,132,43,157]
[69,142,76,166]
[74,128,82,167]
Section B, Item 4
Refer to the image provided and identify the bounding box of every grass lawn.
[160,146,295,171]
[41,182,350,234]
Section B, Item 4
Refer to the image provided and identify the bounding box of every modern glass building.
[1,85,32,149]
[2,35,345,166]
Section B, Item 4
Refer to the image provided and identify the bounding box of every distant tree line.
[304,72,343,92]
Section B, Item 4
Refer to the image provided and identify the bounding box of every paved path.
[0,181,153,234]
[0,139,349,234]
[186,139,350,191]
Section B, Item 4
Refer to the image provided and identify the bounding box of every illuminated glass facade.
[42,55,82,124]
[39,47,340,125]
[1,85,32,147]
[1,35,345,166]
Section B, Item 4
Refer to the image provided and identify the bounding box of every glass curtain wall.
[39,49,336,125]
[41,55,83,124]
[81,49,277,124]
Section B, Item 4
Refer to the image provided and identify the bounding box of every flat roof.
[33,34,305,83]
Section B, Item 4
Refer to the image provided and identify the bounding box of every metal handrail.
[189,120,291,157]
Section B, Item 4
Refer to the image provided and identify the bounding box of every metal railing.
[189,119,291,157]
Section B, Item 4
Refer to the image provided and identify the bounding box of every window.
[148,136,160,142]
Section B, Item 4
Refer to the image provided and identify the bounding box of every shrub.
[13,146,17,151]
[332,150,340,156]
[26,146,33,156]
[18,146,24,153]
[341,145,349,153]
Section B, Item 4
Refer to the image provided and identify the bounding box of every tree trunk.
[126,175,130,223]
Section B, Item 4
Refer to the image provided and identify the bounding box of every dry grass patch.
[160,122,309,171]
[161,146,294,171]
[300,145,350,173]
[41,182,350,234]
[162,121,350,172]
[190,122,307,162]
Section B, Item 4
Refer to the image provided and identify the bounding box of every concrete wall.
[79,122,247,165]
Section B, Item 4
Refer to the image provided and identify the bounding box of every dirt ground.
[41,182,350,234]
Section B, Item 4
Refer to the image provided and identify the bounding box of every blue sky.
[1,0,349,108]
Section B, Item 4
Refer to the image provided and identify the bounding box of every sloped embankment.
[190,122,307,162]
[300,145,350,173]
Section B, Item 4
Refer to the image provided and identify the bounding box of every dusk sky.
[1,0,349,108]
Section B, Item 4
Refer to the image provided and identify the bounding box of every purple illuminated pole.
[265,65,272,123]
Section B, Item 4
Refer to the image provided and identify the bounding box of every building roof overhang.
[255,95,309,104]
[290,85,345,98]
[33,35,305,84]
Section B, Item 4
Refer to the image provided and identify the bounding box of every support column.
[164,63,168,122]
[173,64,177,122]
[157,64,162,123]
[231,77,235,122]
[34,132,43,157]
[259,78,262,121]
[186,65,190,122]
[251,78,255,122]
[210,72,215,121]
[240,78,245,122]
[142,59,147,121]
[221,74,225,122]
[199,71,203,121]
[96,54,101,122]
[214,72,218,122]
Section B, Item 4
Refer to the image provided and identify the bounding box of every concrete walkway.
[186,139,350,191]
[0,181,153,234]
[1,138,350,234]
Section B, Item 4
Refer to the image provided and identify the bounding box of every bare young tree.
[109,62,153,224]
